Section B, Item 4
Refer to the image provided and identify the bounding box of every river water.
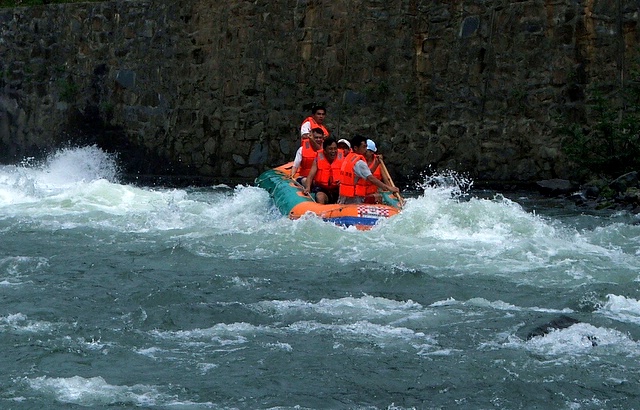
[1,146,639,409]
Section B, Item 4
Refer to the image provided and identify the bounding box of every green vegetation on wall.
[58,78,78,103]
[560,68,640,180]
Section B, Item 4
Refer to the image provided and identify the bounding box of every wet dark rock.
[583,184,601,199]
[622,187,640,203]
[568,191,586,205]
[560,171,640,213]
[536,179,577,196]
[609,171,638,193]
[525,314,580,340]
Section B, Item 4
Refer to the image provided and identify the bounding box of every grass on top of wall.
[0,0,102,7]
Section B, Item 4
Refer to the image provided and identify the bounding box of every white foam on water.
[135,346,167,360]
[229,275,272,289]
[146,296,441,356]
[0,256,48,286]
[286,320,439,354]
[429,297,574,316]
[0,145,119,206]
[252,295,424,321]
[47,145,118,182]
[199,184,278,233]
[0,146,124,214]
[264,341,293,352]
[463,297,574,314]
[0,147,274,236]
[285,319,425,340]
[386,404,424,410]
[0,313,56,333]
[522,323,640,357]
[25,375,172,407]
[73,336,113,353]
[150,322,268,345]
[371,188,640,286]
[2,146,639,291]
[499,323,640,361]
[429,297,458,307]
[196,362,220,375]
[330,320,429,343]
[597,294,640,325]
[0,170,37,205]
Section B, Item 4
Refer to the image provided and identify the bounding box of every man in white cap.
[363,139,390,203]
[337,138,351,157]
[338,135,398,204]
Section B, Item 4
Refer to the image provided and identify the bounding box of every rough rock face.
[570,171,640,213]
[0,1,638,185]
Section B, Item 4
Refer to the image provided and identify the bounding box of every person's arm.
[366,175,399,193]
[290,148,303,177]
[354,160,373,179]
[355,160,398,193]
[300,121,311,139]
[304,160,318,194]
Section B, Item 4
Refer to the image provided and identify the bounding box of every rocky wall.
[1,0,639,185]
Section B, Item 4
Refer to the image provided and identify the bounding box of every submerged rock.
[536,179,577,196]
[609,171,639,193]
[550,170,640,214]
[525,314,580,340]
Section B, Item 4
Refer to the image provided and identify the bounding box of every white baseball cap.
[366,139,377,152]
[337,139,351,148]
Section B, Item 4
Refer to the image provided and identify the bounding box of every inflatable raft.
[255,162,402,230]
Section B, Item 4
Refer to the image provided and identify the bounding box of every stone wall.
[1,0,638,185]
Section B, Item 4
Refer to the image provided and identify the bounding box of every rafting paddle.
[378,158,405,208]
[289,175,316,202]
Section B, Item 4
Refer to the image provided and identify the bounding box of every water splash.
[414,168,474,200]
[0,145,120,205]
[41,145,120,185]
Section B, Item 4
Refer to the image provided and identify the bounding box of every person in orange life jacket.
[337,135,399,205]
[290,127,325,185]
[300,105,329,151]
[337,138,351,157]
[363,139,390,204]
[303,137,345,204]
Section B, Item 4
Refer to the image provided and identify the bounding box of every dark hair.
[350,134,367,150]
[322,137,337,149]
[311,127,324,135]
[312,105,326,114]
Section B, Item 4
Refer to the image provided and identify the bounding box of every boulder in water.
[525,314,580,340]
[536,179,577,196]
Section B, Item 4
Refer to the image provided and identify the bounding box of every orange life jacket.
[365,156,382,195]
[314,150,344,190]
[300,116,329,146]
[299,139,317,177]
[339,152,369,198]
